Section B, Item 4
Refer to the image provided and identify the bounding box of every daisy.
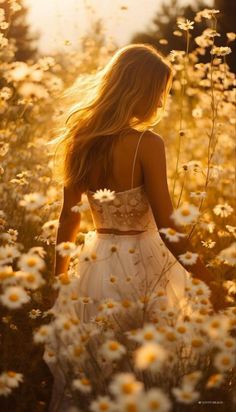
[17,253,45,273]
[206,373,225,388]
[226,225,236,238]
[203,315,230,339]
[172,386,200,404]
[214,351,235,372]
[3,371,23,388]
[227,32,236,42]
[215,337,236,352]
[210,46,231,56]
[178,251,198,265]
[0,265,15,283]
[201,240,216,249]
[109,373,143,398]
[33,324,54,344]
[134,324,164,344]
[0,245,20,264]
[19,192,46,211]
[101,340,126,361]
[90,396,115,412]
[191,108,203,119]
[141,388,172,412]
[0,286,30,309]
[217,243,236,266]
[78,296,93,304]
[195,9,219,22]
[171,203,200,226]
[55,241,78,257]
[0,375,12,397]
[16,271,45,290]
[177,18,194,31]
[72,377,92,393]
[28,308,42,319]
[92,189,116,202]
[98,298,120,315]
[213,203,233,218]
[159,227,186,242]
[190,191,207,199]
[117,396,142,412]
[135,342,167,370]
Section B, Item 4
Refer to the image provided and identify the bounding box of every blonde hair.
[50,43,173,189]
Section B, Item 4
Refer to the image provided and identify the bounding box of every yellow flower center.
[122,383,134,394]
[192,339,203,347]
[109,342,119,351]
[181,209,190,216]
[81,378,90,386]
[9,293,19,302]
[149,400,160,410]
[7,371,16,378]
[144,332,154,340]
[27,258,37,267]
[27,274,36,283]
[167,228,176,235]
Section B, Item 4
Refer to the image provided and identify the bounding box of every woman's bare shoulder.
[141,130,165,157]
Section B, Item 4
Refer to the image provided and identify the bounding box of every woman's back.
[86,129,157,234]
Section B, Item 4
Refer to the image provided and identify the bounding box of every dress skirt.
[44,227,191,412]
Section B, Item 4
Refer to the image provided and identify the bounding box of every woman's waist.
[94,227,158,239]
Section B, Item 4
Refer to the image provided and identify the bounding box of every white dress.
[44,130,191,411]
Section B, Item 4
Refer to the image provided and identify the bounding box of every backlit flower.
[0,286,30,309]
[171,203,200,226]
[101,340,126,361]
[159,227,186,242]
[178,251,198,265]
[172,385,200,404]
[135,342,167,370]
[213,203,233,218]
[93,188,116,202]
[177,19,194,31]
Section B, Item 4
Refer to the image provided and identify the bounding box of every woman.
[45,43,227,411]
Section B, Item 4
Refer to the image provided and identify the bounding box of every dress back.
[86,130,157,232]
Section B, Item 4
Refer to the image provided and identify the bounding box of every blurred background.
[2,0,236,71]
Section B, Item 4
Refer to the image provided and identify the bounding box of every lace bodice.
[85,129,157,232]
[86,184,157,231]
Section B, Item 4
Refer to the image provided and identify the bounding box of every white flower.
[210,46,231,56]
[98,298,120,315]
[109,373,143,397]
[159,227,186,242]
[214,351,235,372]
[16,271,45,290]
[72,377,92,393]
[92,188,116,202]
[17,253,45,273]
[0,245,20,264]
[135,342,167,370]
[178,251,198,265]
[3,371,23,388]
[33,324,54,344]
[190,191,207,199]
[171,203,200,226]
[203,314,231,339]
[0,286,30,309]
[19,192,46,211]
[217,243,236,266]
[134,324,164,344]
[192,108,203,119]
[213,203,233,218]
[172,385,200,404]
[206,373,225,388]
[90,396,115,412]
[201,240,216,249]
[0,375,12,396]
[0,265,15,284]
[195,9,219,22]
[55,241,78,257]
[177,18,194,31]
[226,32,236,42]
[101,340,126,361]
[141,388,172,412]
[29,309,42,319]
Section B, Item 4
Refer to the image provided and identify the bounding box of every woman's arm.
[140,131,215,284]
[54,184,83,277]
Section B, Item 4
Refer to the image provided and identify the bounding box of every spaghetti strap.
[131,129,147,189]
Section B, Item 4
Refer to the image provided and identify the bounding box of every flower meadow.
[0,3,236,412]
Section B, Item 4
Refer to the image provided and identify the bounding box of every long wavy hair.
[49,43,173,189]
